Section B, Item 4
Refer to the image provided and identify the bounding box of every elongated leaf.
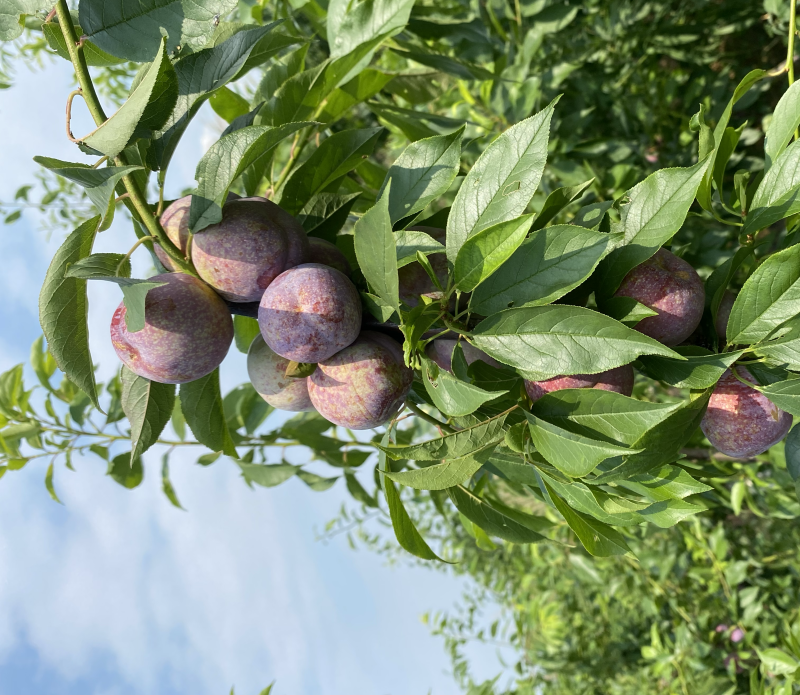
[756,378,800,416]
[448,485,548,543]
[754,317,800,369]
[617,465,712,502]
[765,81,800,169]
[318,69,395,124]
[121,366,175,465]
[526,412,639,478]
[280,127,382,214]
[544,481,630,556]
[600,296,658,327]
[0,0,49,41]
[189,122,311,232]
[395,229,445,267]
[471,305,680,381]
[180,370,237,457]
[380,409,511,461]
[161,454,185,510]
[705,246,751,322]
[596,158,709,295]
[299,192,361,242]
[453,215,533,293]
[79,0,238,62]
[233,315,260,354]
[785,424,800,502]
[756,648,800,677]
[380,128,463,224]
[67,253,131,279]
[727,244,800,345]
[38,216,100,408]
[638,347,745,389]
[107,452,144,489]
[43,21,125,67]
[354,184,399,310]
[421,359,506,418]
[327,0,413,58]
[239,462,300,487]
[44,461,62,504]
[34,158,142,224]
[531,179,594,231]
[743,140,800,234]
[390,48,495,81]
[149,23,283,171]
[469,225,613,315]
[296,469,338,491]
[447,98,557,264]
[383,443,495,490]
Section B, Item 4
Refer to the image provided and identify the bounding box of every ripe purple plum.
[700,367,792,458]
[307,237,352,275]
[247,334,313,411]
[715,290,736,342]
[426,339,500,373]
[613,248,705,346]
[110,273,233,384]
[308,332,413,429]
[525,365,635,403]
[258,263,361,363]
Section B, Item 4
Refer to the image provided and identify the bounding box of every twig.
[65,89,83,143]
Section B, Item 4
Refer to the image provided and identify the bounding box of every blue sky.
[0,56,509,695]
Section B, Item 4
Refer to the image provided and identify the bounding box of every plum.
[399,226,448,307]
[613,248,705,346]
[715,290,736,342]
[700,367,792,458]
[110,272,233,384]
[258,263,362,363]
[525,365,635,403]
[190,196,309,302]
[426,339,500,373]
[307,237,352,275]
[247,334,313,411]
[308,332,413,429]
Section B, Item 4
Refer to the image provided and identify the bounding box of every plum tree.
[159,196,309,302]
[700,367,792,458]
[307,332,413,430]
[258,263,362,363]
[525,365,635,403]
[247,334,313,412]
[614,248,705,346]
[307,237,352,275]
[426,339,499,372]
[110,273,233,384]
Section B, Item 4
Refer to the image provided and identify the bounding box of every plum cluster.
[111,196,412,430]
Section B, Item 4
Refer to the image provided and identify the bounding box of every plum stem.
[117,236,155,275]
[406,402,456,434]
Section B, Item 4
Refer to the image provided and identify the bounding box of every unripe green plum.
[110,273,233,384]
[307,237,352,275]
[426,339,500,372]
[700,367,791,458]
[258,263,362,363]
[247,334,313,411]
[613,248,705,346]
[525,365,635,403]
[308,332,413,430]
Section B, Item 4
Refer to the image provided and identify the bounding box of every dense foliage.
[5,0,800,692]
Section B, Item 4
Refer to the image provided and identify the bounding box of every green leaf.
[600,296,658,327]
[378,432,449,561]
[38,216,101,409]
[121,366,175,465]
[45,461,62,504]
[727,244,800,345]
[296,469,338,491]
[765,81,800,170]
[544,481,630,556]
[239,462,300,487]
[280,127,382,215]
[526,412,640,478]
[344,470,378,507]
[66,253,131,279]
[453,215,533,293]
[446,97,557,264]
[380,409,511,461]
[318,69,395,124]
[572,200,613,229]
[83,40,177,158]
[107,452,144,489]
[161,453,185,510]
[705,246,751,322]
[189,122,312,232]
[390,47,495,81]
[208,85,250,123]
[383,443,495,490]
[79,0,239,62]
[470,305,681,381]
[755,317,800,370]
[616,465,713,501]
[448,485,548,544]
[299,192,361,242]
[361,292,395,322]
[421,358,507,418]
[785,424,800,502]
[149,22,283,171]
[233,315,260,354]
[354,184,399,310]
[33,158,142,225]
[119,281,167,333]
[531,179,594,231]
[638,347,745,389]
[0,1,49,41]
[43,21,125,66]
[756,648,800,677]
[180,369,237,457]
[30,336,57,392]
[744,140,800,235]
[379,127,463,224]
[755,378,800,416]
[395,229,445,267]
[595,158,709,295]
[327,0,413,58]
[469,225,615,316]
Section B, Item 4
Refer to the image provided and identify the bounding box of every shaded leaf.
[180,369,237,457]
